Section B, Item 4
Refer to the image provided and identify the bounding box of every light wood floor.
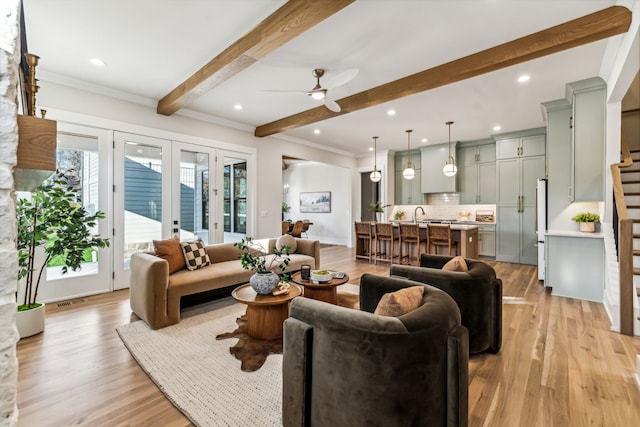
[16,245,640,426]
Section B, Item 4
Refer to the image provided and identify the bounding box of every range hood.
[15,114,57,191]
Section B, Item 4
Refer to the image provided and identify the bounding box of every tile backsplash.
[391,198,496,223]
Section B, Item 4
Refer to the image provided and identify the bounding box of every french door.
[113,133,224,289]
[33,123,113,302]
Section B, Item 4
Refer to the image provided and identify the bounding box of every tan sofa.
[130,238,320,329]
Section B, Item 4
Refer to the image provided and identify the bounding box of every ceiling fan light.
[370,169,382,182]
[310,91,325,100]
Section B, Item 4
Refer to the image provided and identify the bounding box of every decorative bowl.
[310,270,332,283]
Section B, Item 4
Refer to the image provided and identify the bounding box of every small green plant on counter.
[394,210,406,220]
[571,212,600,223]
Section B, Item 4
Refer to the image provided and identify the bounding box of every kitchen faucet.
[413,206,425,223]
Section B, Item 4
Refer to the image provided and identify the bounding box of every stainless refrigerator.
[536,178,547,282]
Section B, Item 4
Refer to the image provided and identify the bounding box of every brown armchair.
[390,254,502,354]
[283,274,469,427]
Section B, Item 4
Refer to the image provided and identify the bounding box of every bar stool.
[398,223,425,265]
[354,221,373,262]
[374,222,398,264]
[426,224,458,256]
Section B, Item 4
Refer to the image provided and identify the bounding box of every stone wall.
[0,1,21,425]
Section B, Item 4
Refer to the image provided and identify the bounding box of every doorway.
[361,171,380,221]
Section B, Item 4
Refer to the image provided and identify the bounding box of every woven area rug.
[116,298,283,426]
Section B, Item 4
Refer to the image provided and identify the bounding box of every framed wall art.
[300,191,331,213]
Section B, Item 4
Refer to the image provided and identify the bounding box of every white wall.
[35,80,359,241]
[283,162,351,245]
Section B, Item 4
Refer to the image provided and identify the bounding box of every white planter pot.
[579,222,595,233]
[16,303,45,338]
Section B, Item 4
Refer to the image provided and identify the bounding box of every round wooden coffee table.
[231,283,302,340]
[291,271,349,305]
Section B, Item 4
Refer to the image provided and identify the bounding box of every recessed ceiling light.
[493,125,502,131]
[89,58,105,67]
[369,147,374,151]
[517,74,530,83]
[234,104,243,111]
[137,149,143,154]
[421,138,428,143]
[313,129,320,134]
[387,109,396,116]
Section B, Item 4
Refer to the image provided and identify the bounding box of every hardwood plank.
[16,247,640,426]
[255,6,631,137]
[156,0,355,116]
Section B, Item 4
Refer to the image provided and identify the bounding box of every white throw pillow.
[275,234,297,253]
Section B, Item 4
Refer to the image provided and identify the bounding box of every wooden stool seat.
[374,222,398,264]
[427,224,458,256]
[398,223,425,265]
[354,221,373,262]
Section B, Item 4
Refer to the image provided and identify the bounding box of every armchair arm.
[129,252,170,329]
[447,324,469,427]
[490,278,503,353]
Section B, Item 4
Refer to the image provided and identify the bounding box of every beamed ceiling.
[23,0,637,155]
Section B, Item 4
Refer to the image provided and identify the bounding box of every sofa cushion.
[153,237,185,274]
[276,234,297,253]
[181,240,211,271]
[374,285,425,317]
[442,256,468,272]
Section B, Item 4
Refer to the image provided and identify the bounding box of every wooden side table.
[231,284,302,340]
[291,271,349,305]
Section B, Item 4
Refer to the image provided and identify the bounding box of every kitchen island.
[363,221,479,259]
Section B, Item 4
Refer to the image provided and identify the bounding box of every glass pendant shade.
[403,129,415,180]
[370,136,381,182]
[443,121,457,177]
[443,158,457,177]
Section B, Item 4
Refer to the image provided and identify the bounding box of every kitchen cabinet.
[545,232,604,302]
[420,143,457,193]
[495,134,545,160]
[458,143,496,204]
[495,130,545,265]
[394,151,423,205]
[541,98,572,229]
[566,77,606,202]
[477,224,496,258]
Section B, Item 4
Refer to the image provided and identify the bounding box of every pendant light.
[443,121,457,177]
[402,129,415,180]
[370,136,382,182]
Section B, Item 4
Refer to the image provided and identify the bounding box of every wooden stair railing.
[610,133,634,336]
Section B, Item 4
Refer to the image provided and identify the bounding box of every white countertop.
[545,229,604,239]
[387,222,479,231]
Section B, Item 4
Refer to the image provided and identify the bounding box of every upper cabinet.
[458,141,496,204]
[420,143,457,193]
[394,151,423,205]
[496,134,545,160]
[567,77,606,202]
[541,77,605,204]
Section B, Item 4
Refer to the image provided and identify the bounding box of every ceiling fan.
[267,68,358,112]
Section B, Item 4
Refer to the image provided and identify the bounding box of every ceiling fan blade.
[324,97,341,112]
[262,89,307,94]
[325,68,359,89]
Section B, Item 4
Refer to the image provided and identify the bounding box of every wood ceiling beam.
[157,0,355,116]
[255,5,631,137]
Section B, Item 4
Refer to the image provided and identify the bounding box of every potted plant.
[571,212,600,233]
[394,210,406,220]
[368,201,390,222]
[16,172,110,338]
[235,237,291,294]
